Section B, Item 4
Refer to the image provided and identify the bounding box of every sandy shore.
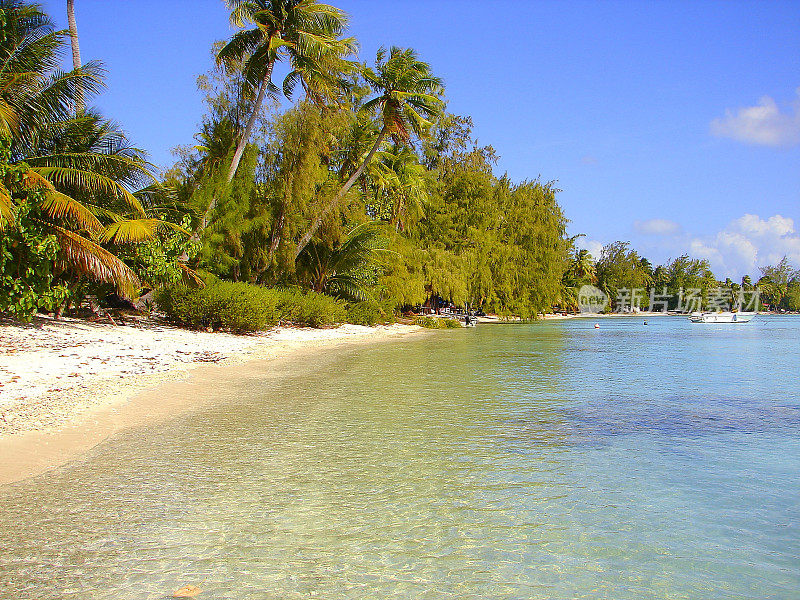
[0,316,422,484]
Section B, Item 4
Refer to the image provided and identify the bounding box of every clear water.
[1,317,799,599]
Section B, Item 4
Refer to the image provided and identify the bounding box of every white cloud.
[634,218,681,236]
[687,214,800,277]
[576,238,604,261]
[710,88,800,147]
[581,155,598,165]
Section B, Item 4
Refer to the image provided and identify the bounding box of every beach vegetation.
[5,0,789,325]
[189,0,357,245]
[414,315,461,329]
[0,0,191,319]
[344,299,393,326]
[293,45,445,258]
[757,257,799,311]
[155,279,347,332]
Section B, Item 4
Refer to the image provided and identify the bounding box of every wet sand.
[0,317,422,485]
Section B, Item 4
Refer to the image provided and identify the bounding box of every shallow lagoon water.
[1,316,799,599]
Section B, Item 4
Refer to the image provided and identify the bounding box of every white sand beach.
[0,316,421,484]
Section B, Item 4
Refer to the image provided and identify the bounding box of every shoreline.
[0,317,423,485]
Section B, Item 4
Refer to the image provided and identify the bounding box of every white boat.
[688,311,756,324]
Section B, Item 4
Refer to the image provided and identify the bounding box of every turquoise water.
[1,316,799,599]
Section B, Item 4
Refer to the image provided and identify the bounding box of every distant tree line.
[562,241,800,312]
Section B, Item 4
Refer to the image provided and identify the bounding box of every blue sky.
[41,0,800,277]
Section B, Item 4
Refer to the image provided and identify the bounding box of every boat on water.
[688,311,756,324]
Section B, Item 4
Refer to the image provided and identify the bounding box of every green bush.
[155,281,279,332]
[413,315,462,329]
[273,288,346,328]
[155,281,347,332]
[345,300,394,326]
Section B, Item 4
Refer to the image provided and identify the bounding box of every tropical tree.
[296,223,386,300]
[66,0,83,112]
[565,248,596,283]
[192,0,356,240]
[595,241,654,308]
[758,257,797,310]
[294,46,444,259]
[368,143,429,230]
[560,247,596,311]
[0,1,179,317]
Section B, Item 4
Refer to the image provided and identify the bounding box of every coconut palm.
[0,1,175,300]
[294,46,444,259]
[6,110,180,298]
[192,0,356,240]
[0,0,102,140]
[66,0,83,112]
[566,248,596,283]
[368,143,429,231]
[282,37,357,106]
[297,223,386,300]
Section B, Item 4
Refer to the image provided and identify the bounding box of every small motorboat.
[688,311,756,324]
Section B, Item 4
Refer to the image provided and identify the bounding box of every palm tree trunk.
[66,0,83,113]
[294,127,386,260]
[182,61,275,258]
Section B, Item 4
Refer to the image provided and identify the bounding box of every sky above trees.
[41,0,800,277]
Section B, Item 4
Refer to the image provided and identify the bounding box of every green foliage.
[0,197,69,320]
[0,1,187,317]
[196,143,259,279]
[411,144,567,316]
[296,223,387,300]
[758,257,799,310]
[272,287,346,327]
[786,281,800,312]
[124,215,200,288]
[413,315,461,329]
[243,102,351,282]
[156,280,346,332]
[345,299,394,326]
[155,281,279,332]
[595,241,652,303]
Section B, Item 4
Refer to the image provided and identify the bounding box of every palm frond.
[30,166,146,215]
[50,224,140,298]
[326,273,370,302]
[100,218,189,245]
[38,188,103,231]
[0,181,15,228]
[179,261,206,288]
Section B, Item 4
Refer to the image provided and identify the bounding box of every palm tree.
[294,46,444,259]
[567,248,596,283]
[368,143,429,231]
[296,223,386,300]
[0,1,174,302]
[66,0,83,112]
[191,0,355,241]
[8,110,177,299]
[0,0,102,140]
